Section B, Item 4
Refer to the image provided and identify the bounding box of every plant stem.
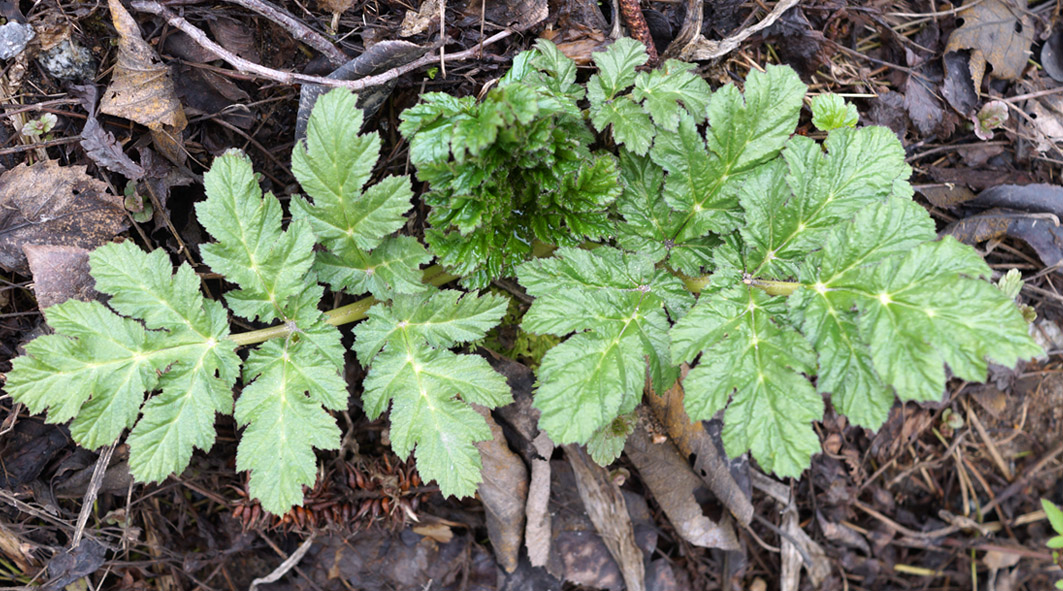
[229,265,458,347]
[681,273,711,293]
[746,277,800,297]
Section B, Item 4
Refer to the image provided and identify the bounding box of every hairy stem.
[229,265,458,347]
[745,277,800,297]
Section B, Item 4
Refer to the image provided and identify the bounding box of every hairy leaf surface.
[353,290,509,497]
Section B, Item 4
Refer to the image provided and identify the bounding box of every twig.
[225,0,348,66]
[71,442,117,548]
[249,533,316,591]
[130,1,513,91]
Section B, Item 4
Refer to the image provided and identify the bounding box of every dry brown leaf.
[400,0,440,37]
[24,245,97,309]
[465,0,547,31]
[524,432,554,567]
[645,376,754,525]
[0,160,127,275]
[318,0,355,14]
[564,444,645,591]
[474,404,528,574]
[101,0,187,165]
[625,416,740,550]
[207,16,260,64]
[945,0,1033,89]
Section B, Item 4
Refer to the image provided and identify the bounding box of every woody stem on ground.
[131,1,513,91]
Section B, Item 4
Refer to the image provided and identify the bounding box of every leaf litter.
[3,0,1063,590]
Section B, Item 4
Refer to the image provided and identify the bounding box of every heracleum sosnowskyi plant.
[2,37,1042,515]
[5,89,511,514]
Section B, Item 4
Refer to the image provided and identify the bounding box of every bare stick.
[225,0,348,66]
[130,1,513,91]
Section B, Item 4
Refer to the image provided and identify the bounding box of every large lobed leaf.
[6,242,240,485]
[516,246,692,454]
[353,290,510,497]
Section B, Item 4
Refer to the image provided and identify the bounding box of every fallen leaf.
[645,375,754,525]
[1025,94,1063,153]
[207,15,260,64]
[318,0,355,14]
[904,75,955,137]
[565,445,645,591]
[0,160,127,275]
[101,0,187,165]
[917,184,978,208]
[401,0,440,37]
[1042,25,1063,82]
[815,511,870,554]
[24,245,97,309]
[625,413,740,549]
[983,548,1022,569]
[70,84,146,180]
[944,0,1033,113]
[942,50,981,115]
[464,0,547,31]
[927,166,1037,189]
[945,210,1063,271]
[965,183,1063,218]
[45,538,106,591]
[474,404,528,574]
[488,356,555,568]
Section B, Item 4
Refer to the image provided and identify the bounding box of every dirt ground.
[1,0,1062,589]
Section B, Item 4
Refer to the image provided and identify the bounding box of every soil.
[1,0,1062,590]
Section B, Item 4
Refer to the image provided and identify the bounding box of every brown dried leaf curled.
[101,0,187,165]
[0,160,127,275]
[474,404,528,574]
[945,0,1033,86]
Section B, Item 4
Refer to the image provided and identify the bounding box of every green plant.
[3,39,1041,515]
[1042,498,1063,588]
[397,41,621,289]
[21,112,57,139]
[499,39,1039,475]
[5,90,509,514]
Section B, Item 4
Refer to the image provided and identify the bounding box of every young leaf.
[811,94,859,131]
[631,60,712,131]
[198,151,315,322]
[292,88,428,300]
[704,65,805,172]
[1043,499,1063,536]
[517,246,692,444]
[672,284,823,477]
[353,290,510,497]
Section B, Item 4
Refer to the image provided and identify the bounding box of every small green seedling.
[1043,498,1063,588]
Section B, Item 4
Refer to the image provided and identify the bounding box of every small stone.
[0,22,35,60]
[37,38,95,81]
